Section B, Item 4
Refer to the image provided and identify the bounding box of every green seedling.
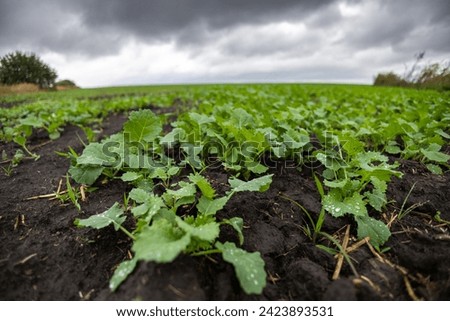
[319,231,359,278]
[279,192,323,243]
[397,182,427,220]
[29,84,446,299]
[316,135,400,248]
[76,174,272,294]
[0,149,24,176]
[434,211,450,226]
[55,146,79,164]
[13,135,39,160]
[0,162,13,176]
[80,125,97,143]
[123,192,130,211]
[64,174,81,211]
[72,112,274,297]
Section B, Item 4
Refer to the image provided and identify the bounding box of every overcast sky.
[1,0,449,87]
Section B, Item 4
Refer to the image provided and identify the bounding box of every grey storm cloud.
[0,0,449,86]
[1,0,449,56]
[69,0,334,40]
[342,0,450,53]
[0,0,335,56]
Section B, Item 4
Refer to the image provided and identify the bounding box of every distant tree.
[55,79,77,87]
[0,51,57,88]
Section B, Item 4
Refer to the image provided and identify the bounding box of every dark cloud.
[0,0,448,85]
[1,0,449,56]
[0,0,124,56]
[0,0,335,56]
[77,0,334,39]
[339,0,450,54]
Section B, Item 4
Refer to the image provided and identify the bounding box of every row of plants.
[68,86,448,294]
[66,109,271,294]
[2,84,449,295]
[0,89,185,161]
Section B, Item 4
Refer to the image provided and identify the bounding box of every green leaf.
[216,242,266,295]
[355,151,401,180]
[129,188,164,221]
[129,188,149,203]
[19,115,44,127]
[188,173,216,199]
[75,202,125,231]
[355,215,391,248]
[282,127,310,149]
[355,151,388,171]
[77,142,114,166]
[48,131,60,140]
[150,167,169,180]
[223,217,244,245]
[175,216,220,242]
[435,129,450,139]
[364,177,387,211]
[153,208,177,223]
[109,257,137,292]
[313,173,325,198]
[13,135,27,147]
[131,203,150,217]
[175,196,196,210]
[323,178,348,189]
[189,112,215,125]
[69,165,103,185]
[385,145,401,154]
[247,162,268,174]
[385,141,401,154]
[426,163,443,175]
[323,191,367,217]
[197,195,229,216]
[165,181,197,199]
[229,174,273,193]
[133,196,164,221]
[322,168,335,181]
[136,178,154,192]
[160,128,186,146]
[315,152,346,171]
[229,108,254,128]
[66,174,80,212]
[341,136,364,156]
[12,149,25,164]
[420,143,450,163]
[164,181,197,209]
[167,166,180,176]
[121,171,142,182]
[123,110,162,144]
[133,219,190,263]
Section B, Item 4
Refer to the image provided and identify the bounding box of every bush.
[373,72,409,87]
[0,51,57,89]
[415,63,450,91]
[374,56,450,91]
[55,79,77,87]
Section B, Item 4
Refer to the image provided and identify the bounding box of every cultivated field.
[0,84,449,300]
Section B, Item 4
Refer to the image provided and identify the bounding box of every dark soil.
[1,109,449,301]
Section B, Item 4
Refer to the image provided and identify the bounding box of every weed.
[0,149,24,176]
[397,182,428,220]
[61,174,81,211]
[434,211,450,226]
